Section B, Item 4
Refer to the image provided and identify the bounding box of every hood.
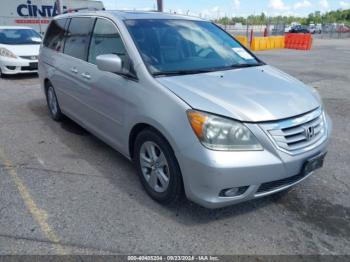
[157,65,320,122]
[0,44,40,56]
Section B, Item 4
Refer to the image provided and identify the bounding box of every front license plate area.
[29,62,38,69]
[303,152,327,175]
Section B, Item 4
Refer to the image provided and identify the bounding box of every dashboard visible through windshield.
[125,19,262,76]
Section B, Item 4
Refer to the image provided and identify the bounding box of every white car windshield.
[0,29,42,45]
[125,19,262,76]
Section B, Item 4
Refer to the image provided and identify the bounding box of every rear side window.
[43,19,67,51]
[64,17,95,60]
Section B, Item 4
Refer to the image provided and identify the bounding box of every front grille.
[256,172,309,194]
[21,66,38,71]
[260,108,327,155]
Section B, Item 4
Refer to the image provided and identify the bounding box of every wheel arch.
[128,122,179,161]
[129,122,185,200]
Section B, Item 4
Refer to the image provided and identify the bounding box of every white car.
[285,25,292,33]
[0,26,41,77]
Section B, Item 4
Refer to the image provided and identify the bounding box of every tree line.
[216,9,350,25]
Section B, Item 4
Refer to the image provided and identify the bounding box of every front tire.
[46,84,63,121]
[134,128,183,205]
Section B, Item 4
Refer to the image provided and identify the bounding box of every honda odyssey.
[39,10,331,208]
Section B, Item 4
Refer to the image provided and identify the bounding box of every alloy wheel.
[47,86,58,116]
[139,141,170,193]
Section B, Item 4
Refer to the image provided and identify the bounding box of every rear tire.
[46,84,64,121]
[134,128,183,205]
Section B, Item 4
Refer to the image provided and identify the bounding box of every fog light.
[220,186,248,197]
[6,66,16,70]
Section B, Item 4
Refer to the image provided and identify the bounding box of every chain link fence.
[218,22,350,40]
[316,24,350,39]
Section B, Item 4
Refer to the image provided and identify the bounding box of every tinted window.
[64,17,95,60]
[43,19,67,51]
[88,18,128,66]
[125,19,260,75]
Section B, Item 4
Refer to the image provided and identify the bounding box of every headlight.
[0,48,17,58]
[187,110,263,151]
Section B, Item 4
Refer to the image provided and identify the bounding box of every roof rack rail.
[62,7,105,14]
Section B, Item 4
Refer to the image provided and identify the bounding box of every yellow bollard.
[235,35,248,47]
[250,38,259,51]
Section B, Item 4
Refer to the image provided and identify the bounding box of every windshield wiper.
[227,62,265,69]
[153,69,217,77]
[153,63,265,77]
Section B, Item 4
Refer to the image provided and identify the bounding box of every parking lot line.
[0,148,68,255]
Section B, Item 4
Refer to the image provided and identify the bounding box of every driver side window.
[88,18,129,68]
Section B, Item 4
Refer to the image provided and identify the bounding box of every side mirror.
[96,54,123,74]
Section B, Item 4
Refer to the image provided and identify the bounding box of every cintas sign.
[17,0,67,18]
[1,0,104,34]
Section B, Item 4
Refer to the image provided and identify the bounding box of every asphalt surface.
[0,38,349,255]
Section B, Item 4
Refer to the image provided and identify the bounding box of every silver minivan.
[39,10,331,208]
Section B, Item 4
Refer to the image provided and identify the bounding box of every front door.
[78,18,139,150]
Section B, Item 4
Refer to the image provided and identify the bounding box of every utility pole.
[56,0,62,15]
[157,0,163,12]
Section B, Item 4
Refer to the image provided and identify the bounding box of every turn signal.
[187,110,208,138]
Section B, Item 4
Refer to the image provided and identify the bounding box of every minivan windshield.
[0,29,42,45]
[125,19,262,76]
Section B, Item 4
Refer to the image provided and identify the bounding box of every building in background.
[0,0,104,34]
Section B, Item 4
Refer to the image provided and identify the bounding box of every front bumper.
[177,113,332,209]
[0,56,38,75]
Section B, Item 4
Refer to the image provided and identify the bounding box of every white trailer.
[0,0,104,34]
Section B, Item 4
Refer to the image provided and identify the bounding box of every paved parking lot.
[0,38,349,255]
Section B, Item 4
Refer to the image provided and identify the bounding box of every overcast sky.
[101,0,350,17]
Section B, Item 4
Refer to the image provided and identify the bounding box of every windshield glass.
[125,19,261,76]
[0,29,42,45]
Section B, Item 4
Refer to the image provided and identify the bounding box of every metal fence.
[315,25,350,39]
[218,23,350,40]
[220,24,269,38]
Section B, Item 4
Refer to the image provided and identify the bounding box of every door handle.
[81,72,91,80]
[70,67,78,74]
